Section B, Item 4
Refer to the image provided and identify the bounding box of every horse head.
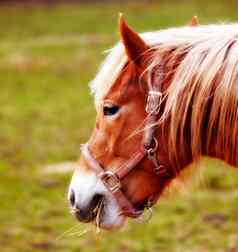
[68,15,238,230]
[68,16,174,229]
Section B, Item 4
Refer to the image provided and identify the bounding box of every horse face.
[69,64,163,229]
[68,16,164,229]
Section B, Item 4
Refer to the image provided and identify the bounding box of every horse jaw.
[68,167,126,230]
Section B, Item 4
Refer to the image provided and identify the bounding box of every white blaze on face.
[68,167,126,229]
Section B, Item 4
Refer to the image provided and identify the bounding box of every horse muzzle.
[69,190,103,223]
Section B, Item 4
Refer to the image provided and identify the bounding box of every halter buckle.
[147,150,160,170]
[100,171,121,193]
[146,138,167,176]
[146,137,158,153]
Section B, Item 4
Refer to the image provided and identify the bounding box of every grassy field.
[1,1,238,251]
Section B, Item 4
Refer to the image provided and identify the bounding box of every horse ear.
[119,14,149,65]
[189,16,199,26]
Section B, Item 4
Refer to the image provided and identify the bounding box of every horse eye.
[103,105,120,116]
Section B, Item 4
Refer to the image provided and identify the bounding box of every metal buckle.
[147,137,168,176]
[145,91,162,114]
[147,137,158,154]
[147,150,161,173]
[100,171,121,193]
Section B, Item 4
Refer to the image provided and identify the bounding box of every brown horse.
[68,15,238,230]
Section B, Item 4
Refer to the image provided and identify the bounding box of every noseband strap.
[82,144,145,218]
[81,62,173,218]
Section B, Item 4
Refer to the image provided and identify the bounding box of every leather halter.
[81,64,173,218]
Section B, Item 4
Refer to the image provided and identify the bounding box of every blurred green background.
[0,1,238,251]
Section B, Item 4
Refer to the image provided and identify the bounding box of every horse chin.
[95,196,127,230]
[96,214,126,230]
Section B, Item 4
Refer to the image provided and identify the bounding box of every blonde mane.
[91,23,238,168]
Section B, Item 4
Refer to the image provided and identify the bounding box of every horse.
[68,15,238,230]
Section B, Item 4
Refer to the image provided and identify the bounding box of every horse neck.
[158,95,238,173]
[202,108,238,168]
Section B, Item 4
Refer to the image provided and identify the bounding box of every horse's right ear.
[119,14,149,66]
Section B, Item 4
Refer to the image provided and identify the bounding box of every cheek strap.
[80,61,174,218]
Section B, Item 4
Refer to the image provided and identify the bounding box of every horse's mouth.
[71,198,105,226]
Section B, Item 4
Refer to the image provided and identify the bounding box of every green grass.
[1,1,238,251]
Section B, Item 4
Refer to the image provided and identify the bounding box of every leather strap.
[116,147,147,179]
[81,144,143,218]
[80,61,170,218]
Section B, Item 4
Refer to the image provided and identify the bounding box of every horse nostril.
[69,189,76,207]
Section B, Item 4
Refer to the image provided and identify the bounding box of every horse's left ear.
[119,14,149,66]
